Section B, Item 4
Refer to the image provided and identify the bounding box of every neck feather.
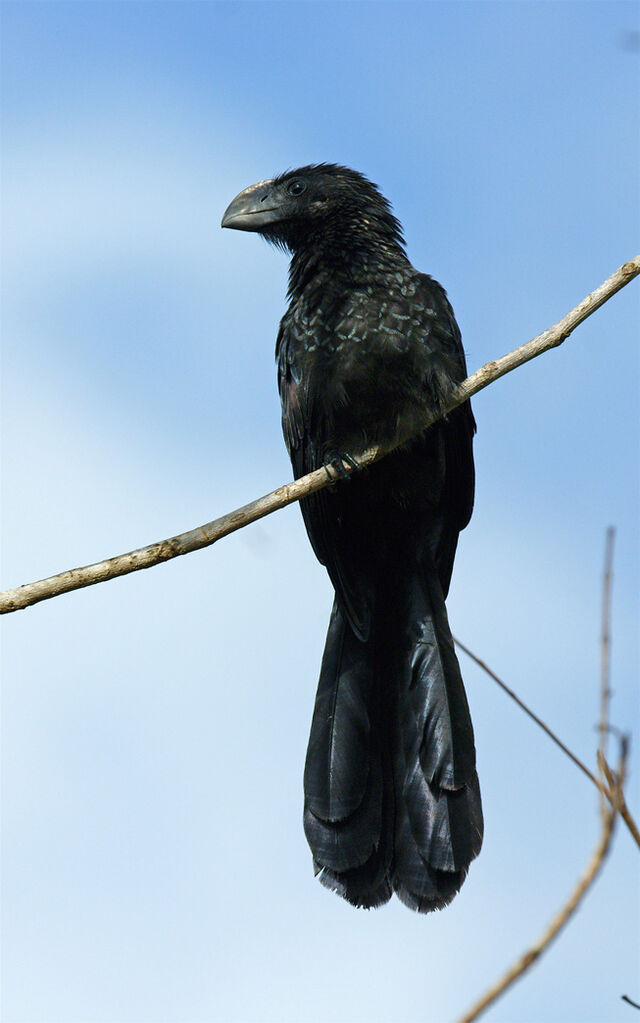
[285,221,409,298]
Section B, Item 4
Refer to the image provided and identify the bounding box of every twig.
[599,753,640,847]
[457,749,625,1023]
[457,530,628,1022]
[455,638,640,848]
[622,995,640,1010]
[599,527,615,787]
[454,637,601,789]
[1,256,638,615]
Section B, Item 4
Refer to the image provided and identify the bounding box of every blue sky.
[1,3,638,1021]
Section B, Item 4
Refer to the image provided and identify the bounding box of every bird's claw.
[323,452,360,485]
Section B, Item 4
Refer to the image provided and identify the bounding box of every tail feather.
[303,571,483,912]
[392,569,483,909]
[303,600,391,904]
[408,570,477,791]
[393,808,468,912]
[304,602,372,821]
[314,848,393,910]
[402,762,482,873]
[303,754,383,871]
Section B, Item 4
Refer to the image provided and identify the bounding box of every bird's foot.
[323,451,360,485]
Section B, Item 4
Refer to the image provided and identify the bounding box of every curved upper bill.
[221,179,282,232]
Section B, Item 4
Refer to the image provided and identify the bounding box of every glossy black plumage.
[222,164,483,911]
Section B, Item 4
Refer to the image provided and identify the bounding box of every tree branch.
[455,637,640,848]
[457,530,628,1021]
[598,527,615,793]
[621,995,640,1010]
[457,745,625,1023]
[1,256,638,615]
[600,752,640,848]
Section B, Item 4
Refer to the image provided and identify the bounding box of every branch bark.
[1,256,638,615]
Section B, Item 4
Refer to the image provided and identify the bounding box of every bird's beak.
[221,179,283,232]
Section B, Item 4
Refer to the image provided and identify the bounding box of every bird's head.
[221,164,405,257]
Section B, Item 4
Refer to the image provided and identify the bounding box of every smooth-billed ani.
[222,164,482,912]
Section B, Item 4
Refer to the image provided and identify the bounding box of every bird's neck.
[287,232,410,298]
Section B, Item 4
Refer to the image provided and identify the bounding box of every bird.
[222,164,482,912]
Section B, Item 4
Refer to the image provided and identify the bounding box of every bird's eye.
[287,179,306,196]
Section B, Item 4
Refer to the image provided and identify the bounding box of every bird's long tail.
[303,570,483,912]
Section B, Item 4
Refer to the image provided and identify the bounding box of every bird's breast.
[281,279,442,448]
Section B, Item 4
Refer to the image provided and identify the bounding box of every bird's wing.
[412,275,476,594]
[277,322,374,640]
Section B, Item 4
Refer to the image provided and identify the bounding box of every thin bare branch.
[457,534,629,1022]
[1,256,638,615]
[599,527,615,784]
[456,747,625,1023]
[599,752,640,847]
[454,637,601,788]
[455,638,640,848]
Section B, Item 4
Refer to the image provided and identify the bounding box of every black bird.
[222,164,482,912]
